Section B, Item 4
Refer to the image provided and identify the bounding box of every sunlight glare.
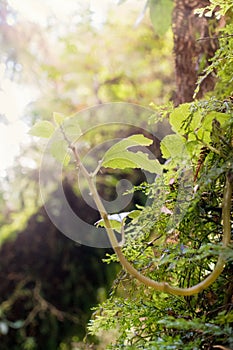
[0,64,37,172]
[0,121,29,171]
[8,0,50,25]
[0,0,116,174]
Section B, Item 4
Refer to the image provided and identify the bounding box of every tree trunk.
[172,0,218,105]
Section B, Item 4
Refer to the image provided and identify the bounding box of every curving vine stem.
[71,144,232,296]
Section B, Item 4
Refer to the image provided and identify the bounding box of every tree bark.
[172,0,218,105]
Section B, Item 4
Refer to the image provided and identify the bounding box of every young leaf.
[102,134,162,174]
[103,151,162,174]
[149,0,173,36]
[161,134,188,159]
[169,103,192,134]
[53,112,66,126]
[95,213,128,233]
[49,138,71,166]
[198,111,229,143]
[104,134,153,159]
[127,209,141,222]
[96,219,122,233]
[29,121,55,138]
[95,211,138,233]
[62,117,82,142]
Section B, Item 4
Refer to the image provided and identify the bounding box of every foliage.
[33,84,233,348]
[26,1,233,348]
[29,11,174,121]
[195,1,233,99]
[101,134,162,174]
[2,0,233,349]
[195,0,233,18]
[86,96,233,350]
[87,2,233,347]
[149,0,173,36]
[0,202,118,350]
[0,2,174,349]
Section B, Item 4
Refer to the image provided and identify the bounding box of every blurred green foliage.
[87,2,233,349]
[0,1,175,349]
[0,0,174,245]
[0,0,233,349]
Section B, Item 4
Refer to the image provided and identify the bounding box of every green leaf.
[103,158,137,169]
[193,111,228,143]
[149,0,173,36]
[103,151,162,174]
[169,104,192,134]
[104,134,153,159]
[127,210,141,219]
[62,117,82,142]
[95,214,125,233]
[170,105,229,143]
[29,121,55,138]
[53,112,66,126]
[49,138,70,166]
[161,134,188,159]
[202,111,229,132]
[95,219,122,232]
[95,211,138,233]
[102,134,162,174]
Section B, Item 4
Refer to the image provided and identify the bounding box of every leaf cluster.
[88,97,233,348]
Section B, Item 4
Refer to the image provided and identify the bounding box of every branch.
[70,145,232,296]
[197,34,233,41]
[0,278,31,313]
[24,280,80,326]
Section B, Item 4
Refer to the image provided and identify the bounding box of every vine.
[69,133,232,297]
[31,101,233,297]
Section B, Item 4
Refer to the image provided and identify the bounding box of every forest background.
[0,0,232,349]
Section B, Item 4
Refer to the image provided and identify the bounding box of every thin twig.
[24,280,80,326]
[197,34,233,42]
[0,278,31,312]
